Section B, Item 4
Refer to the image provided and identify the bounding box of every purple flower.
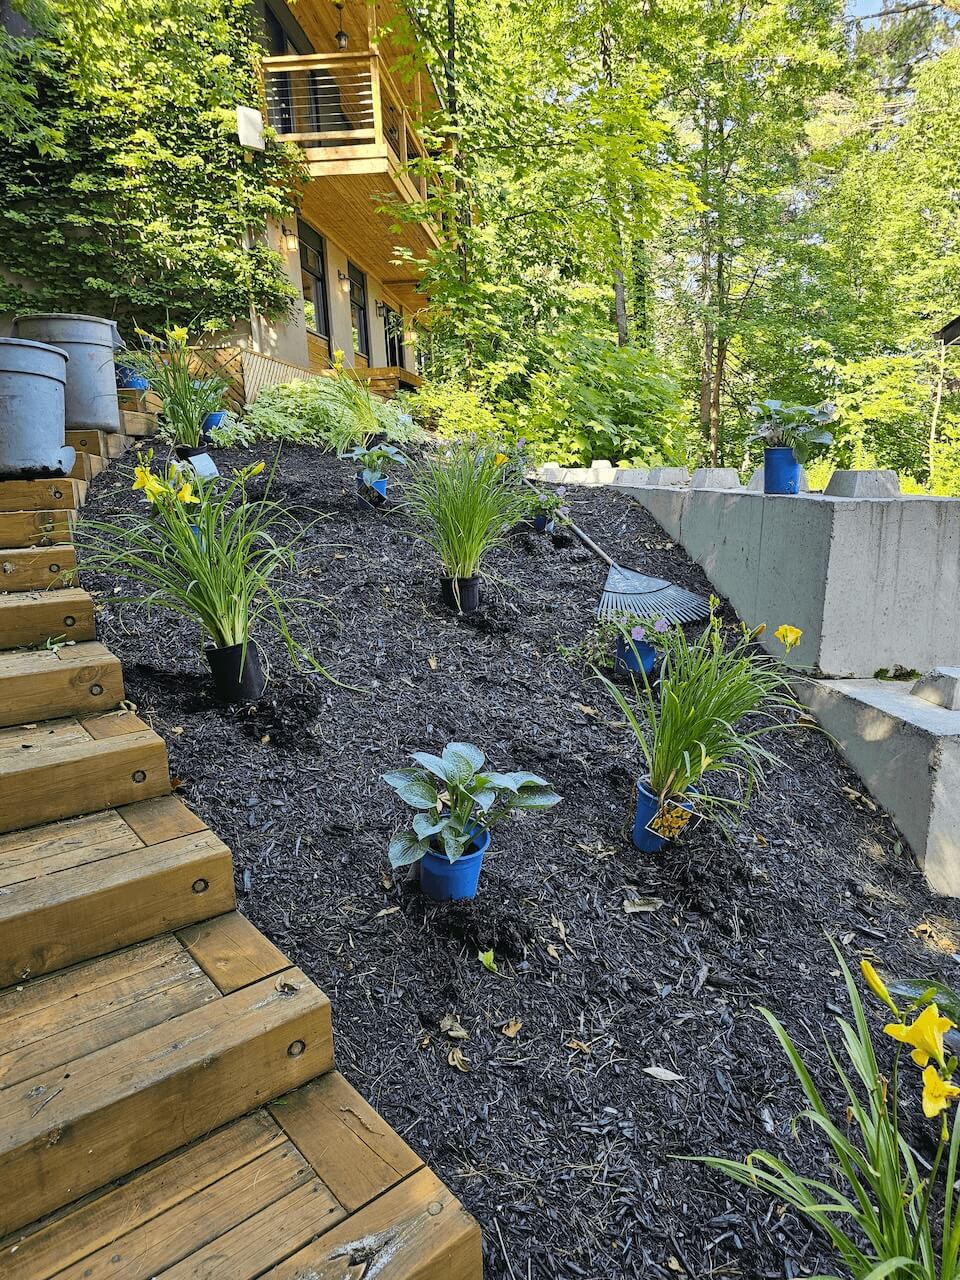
[556,485,567,497]
[654,618,670,634]
[631,625,645,641]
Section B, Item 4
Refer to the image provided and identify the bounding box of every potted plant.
[77,457,328,702]
[118,326,228,474]
[342,443,408,511]
[747,400,835,494]
[384,741,561,901]
[406,441,535,612]
[596,604,803,852]
[532,487,570,534]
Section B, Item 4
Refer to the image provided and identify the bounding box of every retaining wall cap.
[825,469,901,498]
[689,467,743,490]
[747,466,810,492]
[912,667,960,711]
[647,466,690,487]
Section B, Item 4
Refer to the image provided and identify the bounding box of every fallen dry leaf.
[551,915,567,942]
[440,1013,469,1040]
[545,943,561,961]
[501,1018,522,1039]
[566,1039,591,1054]
[427,656,438,670]
[374,906,400,919]
[643,1065,684,1083]
[575,703,598,717]
[623,896,664,914]
[447,1046,471,1072]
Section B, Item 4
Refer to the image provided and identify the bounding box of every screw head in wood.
[192,878,208,894]
[131,769,147,783]
[287,1040,306,1057]
[53,489,63,499]
[49,564,60,574]
[90,683,103,696]
[428,1201,443,1216]
[63,616,75,627]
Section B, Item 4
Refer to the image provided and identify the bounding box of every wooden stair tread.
[0,481,82,513]
[0,640,124,727]
[0,1074,478,1280]
[0,965,333,1234]
[0,588,96,649]
[0,510,74,550]
[0,545,76,591]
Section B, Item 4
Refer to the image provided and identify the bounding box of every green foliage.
[384,740,560,867]
[235,378,423,452]
[405,441,535,586]
[596,607,801,823]
[747,400,835,465]
[703,945,960,1279]
[76,457,326,681]
[342,443,408,488]
[401,381,503,442]
[0,0,302,333]
[121,327,227,449]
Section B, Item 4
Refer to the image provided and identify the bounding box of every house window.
[348,262,369,359]
[383,304,405,367]
[298,221,329,338]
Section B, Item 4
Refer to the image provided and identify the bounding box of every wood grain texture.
[0,510,73,549]
[0,808,142,889]
[119,410,158,437]
[0,545,76,590]
[271,1071,421,1213]
[0,641,124,727]
[0,588,96,649]
[117,794,207,844]
[0,967,333,1233]
[0,829,236,986]
[0,480,80,512]
[177,911,288,994]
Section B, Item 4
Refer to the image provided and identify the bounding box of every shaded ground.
[81,444,960,1280]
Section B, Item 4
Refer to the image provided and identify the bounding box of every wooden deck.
[0,425,482,1277]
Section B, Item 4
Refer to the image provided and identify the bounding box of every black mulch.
[81,444,960,1280]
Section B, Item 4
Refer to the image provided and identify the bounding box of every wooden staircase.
[0,436,482,1277]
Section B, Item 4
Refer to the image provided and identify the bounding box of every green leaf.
[410,751,449,782]
[383,768,439,811]
[478,948,498,973]
[388,830,428,868]
[442,741,485,784]
[412,812,445,841]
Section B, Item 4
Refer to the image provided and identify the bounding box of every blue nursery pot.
[201,410,227,439]
[420,827,491,901]
[115,363,150,391]
[763,446,801,495]
[615,634,656,676]
[533,513,554,533]
[632,777,694,853]
[356,474,388,510]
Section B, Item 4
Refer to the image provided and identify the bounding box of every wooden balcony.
[262,51,438,304]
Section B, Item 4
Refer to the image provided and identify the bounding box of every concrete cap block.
[537,463,565,483]
[825,469,900,498]
[647,467,690,487]
[612,467,649,486]
[690,467,743,490]
[747,466,809,492]
[591,458,614,471]
[912,667,960,710]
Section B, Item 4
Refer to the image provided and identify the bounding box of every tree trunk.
[930,339,946,478]
[599,12,629,347]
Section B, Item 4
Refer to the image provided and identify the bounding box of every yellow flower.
[861,959,899,1015]
[248,460,265,477]
[774,623,803,653]
[132,465,165,503]
[176,482,200,505]
[922,1065,960,1119]
[494,452,509,466]
[166,325,189,344]
[884,1003,955,1068]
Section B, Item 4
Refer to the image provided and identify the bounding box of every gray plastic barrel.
[14,313,121,434]
[0,337,76,479]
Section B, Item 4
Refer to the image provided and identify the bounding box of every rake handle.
[523,477,617,569]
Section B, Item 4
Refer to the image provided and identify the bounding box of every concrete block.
[913,667,960,710]
[799,678,960,896]
[647,467,690,487]
[537,463,565,483]
[747,466,810,492]
[617,484,688,541]
[591,459,615,473]
[690,467,743,490]
[611,468,649,487]
[825,469,900,498]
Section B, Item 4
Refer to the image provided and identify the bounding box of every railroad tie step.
[0,641,124,728]
[0,588,97,651]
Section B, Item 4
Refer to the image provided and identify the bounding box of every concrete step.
[0,711,170,836]
[0,640,124,727]
[0,588,97,650]
[0,797,235,986]
[0,1072,479,1279]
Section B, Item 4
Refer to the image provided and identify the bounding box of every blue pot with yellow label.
[632,777,694,853]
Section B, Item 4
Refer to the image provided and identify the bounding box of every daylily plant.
[384,741,561,867]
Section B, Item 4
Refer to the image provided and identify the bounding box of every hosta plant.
[747,399,836,464]
[343,443,408,489]
[384,741,561,867]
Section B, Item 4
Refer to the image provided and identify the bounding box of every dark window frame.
[383,303,405,367]
[348,261,370,359]
[297,221,330,340]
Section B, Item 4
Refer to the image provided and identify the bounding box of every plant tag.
[185,452,220,479]
[647,801,699,842]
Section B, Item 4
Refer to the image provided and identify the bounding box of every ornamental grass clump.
[597,603,802,825]
[703,945,960,1280]
[405,441,534,607]
[120,326,227,449]
[77,454,326,691]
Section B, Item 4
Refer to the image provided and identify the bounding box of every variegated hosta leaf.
[388,829,429,867]
[383,768,439,810]
[441,741,485,785]
[410,751,449,781]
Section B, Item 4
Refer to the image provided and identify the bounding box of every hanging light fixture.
[334,0,348,49]
[281,224,299,253]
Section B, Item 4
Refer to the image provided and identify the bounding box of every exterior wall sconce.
[375,300,387,318]
[337,269,351,293]
[281,225,298,253]
[334,0,348,49]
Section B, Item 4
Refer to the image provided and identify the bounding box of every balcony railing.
[262,52,429,201]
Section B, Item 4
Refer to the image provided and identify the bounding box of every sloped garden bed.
[81,444,960,1280]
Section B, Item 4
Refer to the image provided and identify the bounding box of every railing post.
[371,54,384,149]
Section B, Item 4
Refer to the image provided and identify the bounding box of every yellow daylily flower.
[884,1003,955,1068]
[176,482,200,505]
[494,452,509,466]
[248,460,265,477]
[861,959,899,1016]
[132,465,166,503]
[166,325,189,344]
[922,1065,960,1119]
[774,623,803,653]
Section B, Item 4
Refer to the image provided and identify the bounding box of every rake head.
[598,563,711,624]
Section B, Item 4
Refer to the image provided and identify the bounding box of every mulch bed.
[82,444,960,1280]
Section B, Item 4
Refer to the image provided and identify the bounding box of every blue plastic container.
[763,446,801,495]
[202,410,227,439]
[420,827,491,901]
[115,363,150,391]
[533,513,554,534]
[632,777,694,853]
[615,634,656,677]
[356,474,388,510]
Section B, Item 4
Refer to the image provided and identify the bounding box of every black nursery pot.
[440,575,481,612]
[175,444,208,460]
[204,641,267,702]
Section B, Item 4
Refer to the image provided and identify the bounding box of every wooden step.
[0,641,124,727]
[0,712,170,835]
[0,1073,480,1279]
[120,409,159,438]
[0,588,96,649]
[0,965,332,1233]
[0,797,234,985]
[65,429,133,461]
[0,545,76,590]
[69,451,105,483]
[0,510,73,549]
[118,387,162,415]
[0,480,81,513]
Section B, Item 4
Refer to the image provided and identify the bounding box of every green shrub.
[401,380,504,441]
